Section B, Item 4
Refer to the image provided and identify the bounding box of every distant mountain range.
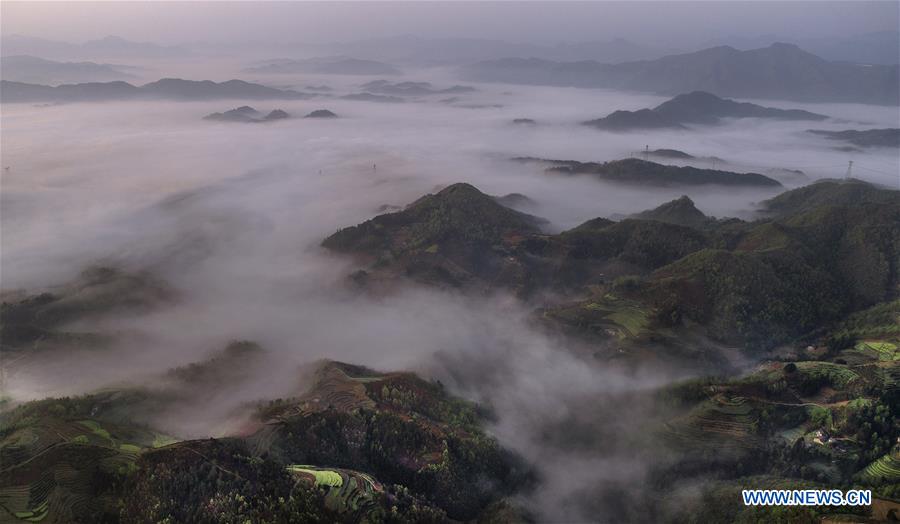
[701,30,899,65]
[460,43,900,105]
[0,78,315,103]
[339,93,405,103]
[307,36,672,66]
[583,91,828,130]
[1,34,186,60]
[245,56,401,76]
[1,55,136,85]
[358,80,476,97]
[806,128,900,149]
[2,34,670,65]
[316,32,897,67]
[5,31,895,67]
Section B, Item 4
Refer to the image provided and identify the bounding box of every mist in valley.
[2,81,895,519]
[2,3,900,522]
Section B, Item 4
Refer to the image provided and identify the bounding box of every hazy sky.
[3,1,897,46]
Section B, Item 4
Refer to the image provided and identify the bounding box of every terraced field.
[287,466,344,487]
[12,498,47,522]
[292,364,380,415]
[856,359,900,391]
[76,420,111,441]
[286,465,383,520]
[860,449,900,483]
[0,485,31,519]
[0,442,116,523]
[0,414,176,522]
[663,395,761,452]
[550,293,652,340]
[853,341,899,361]
[794,362,860,389]
[882,363,900,391]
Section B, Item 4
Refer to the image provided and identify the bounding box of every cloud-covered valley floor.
[1,80,898,520]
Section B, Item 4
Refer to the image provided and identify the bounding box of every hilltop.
[584,91,827,131]
[322,183,544,291]
[653,91,827,124]
[759,178,900,218]
[583,108,685,131]
[304,109,337,118]
[631,195,712,229]
[253,360,529,520]
[323,178,899,352]
[521,157,783,187]
[0,355,527,522]
[203,106,291,123]
[646,148,695,159]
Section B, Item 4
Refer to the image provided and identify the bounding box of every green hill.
[323,178,898,350]
[0,267,171,351]
[760,178,900,219]
[252,360,528,520]
[544,158,782,187]
[0,358,526,522]
[631,195,713,228]
[648,201,900,349]
[322,183,546,292]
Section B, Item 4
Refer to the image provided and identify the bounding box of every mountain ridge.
[460,42,900,105]
[1,78,315,103]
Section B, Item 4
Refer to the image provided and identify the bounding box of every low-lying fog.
[1,77,898,520]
